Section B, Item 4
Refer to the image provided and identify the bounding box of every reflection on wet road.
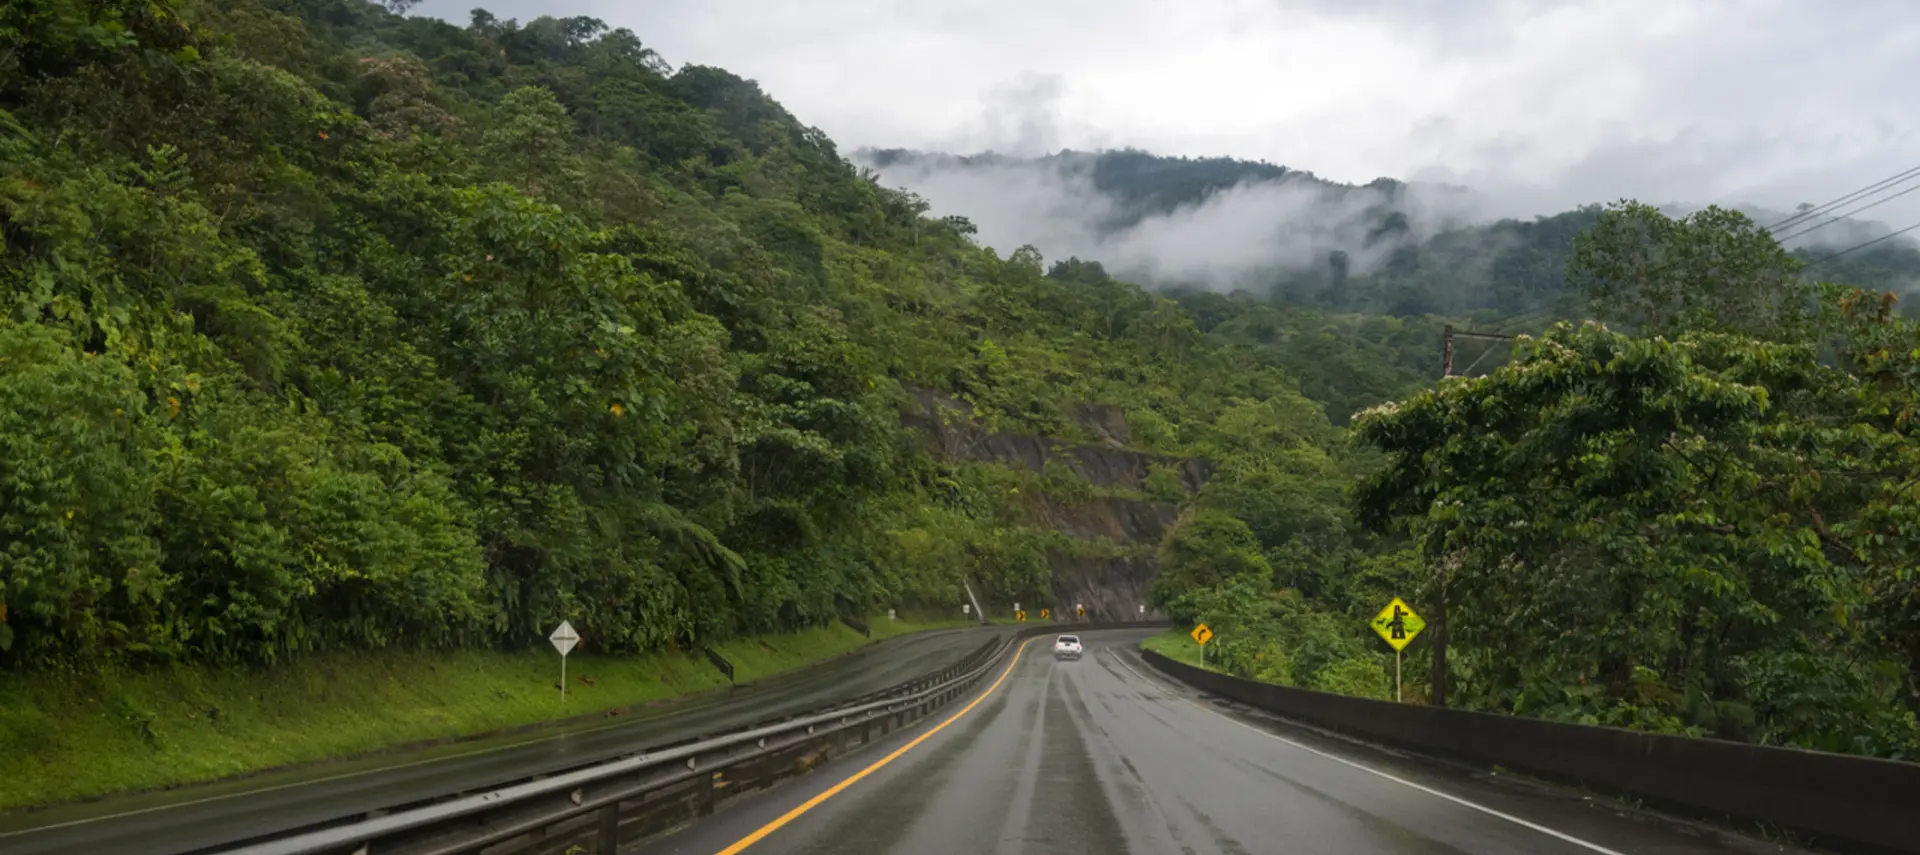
[638,632,1805,855]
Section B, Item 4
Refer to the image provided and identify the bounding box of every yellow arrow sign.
[1191,623,1214,645]
[1015,610,1026,622]
[1370,597,1425,651]
[1040,608,1051,620]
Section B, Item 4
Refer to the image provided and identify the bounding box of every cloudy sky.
[408,0,1918,214]
[408,0,1920,285]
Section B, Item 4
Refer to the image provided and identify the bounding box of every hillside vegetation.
[0,0,1330,671]
[866,149,1920,424]
[1198,203,1920,759]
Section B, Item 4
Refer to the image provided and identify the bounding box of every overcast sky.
[410,0,1920,226]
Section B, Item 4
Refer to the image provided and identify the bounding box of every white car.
[1053,634,1083,660]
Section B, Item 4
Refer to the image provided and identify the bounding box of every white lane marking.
[1106,650,1630,855]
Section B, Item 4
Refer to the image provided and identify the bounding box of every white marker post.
[549,620,580,703]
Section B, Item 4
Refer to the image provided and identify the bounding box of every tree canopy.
[0,0,1338,668]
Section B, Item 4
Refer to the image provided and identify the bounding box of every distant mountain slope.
[858,148,1920,320]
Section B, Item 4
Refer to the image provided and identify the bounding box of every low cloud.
[861,146,1918,295]
[863,151,1491,292]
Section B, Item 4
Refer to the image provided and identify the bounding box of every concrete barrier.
[1140,649,1920,854]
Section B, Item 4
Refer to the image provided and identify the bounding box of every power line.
[1441,325,1515,378]
[1491,305,1576,335]
[1766,164,1920,233]
[1455,340,1503,377]
[1458,171,1920,368]
[1801,220,1920,269]
[1774,181,1920,245]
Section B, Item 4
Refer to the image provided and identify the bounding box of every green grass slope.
[0,618,965,810]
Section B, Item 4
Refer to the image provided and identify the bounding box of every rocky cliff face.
[902,387,1205,621]
[902,388,1213,492]
[1049,554,1161,622]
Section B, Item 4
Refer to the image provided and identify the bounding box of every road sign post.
[549,620,580,703]
[1368,597,1424,702]
[1190,622,1214,665]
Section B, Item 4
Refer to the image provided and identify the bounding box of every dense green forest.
[0,0,1332,670]
[866,148,1920,424]
[1145,203,1920,760]
[2,0,1916,769]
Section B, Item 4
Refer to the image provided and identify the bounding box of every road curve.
[635,631,1811,855]
[0,624,1006,855]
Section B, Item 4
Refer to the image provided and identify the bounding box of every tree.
[481,86,582,198]
[1571,201,1813,342]
[1351,321,1920,755]
[1150,510,1270,617]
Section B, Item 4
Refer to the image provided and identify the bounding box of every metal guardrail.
[203,622,1164,855]
[1140,648,1920,854]
[209,635,1023,855]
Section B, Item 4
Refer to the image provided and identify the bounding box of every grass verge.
[0,617,971,811]
[1140,628,1218,670]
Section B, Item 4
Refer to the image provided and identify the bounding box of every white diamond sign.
[549,620,579,656]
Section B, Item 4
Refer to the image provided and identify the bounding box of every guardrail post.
[595,803,620,854]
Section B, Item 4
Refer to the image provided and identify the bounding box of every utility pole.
[1432,326,1512,707]
[1436,325,1453,707]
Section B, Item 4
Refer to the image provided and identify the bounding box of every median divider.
[211,621,1163,855]
[1139,649,1920,854]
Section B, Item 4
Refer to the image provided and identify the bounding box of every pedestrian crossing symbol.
[1370,597,1424,651]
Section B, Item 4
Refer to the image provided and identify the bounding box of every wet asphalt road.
[0,625,1004,855]
[636,632,1812,855]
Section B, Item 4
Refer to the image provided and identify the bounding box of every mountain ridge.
[856,146,1920,316]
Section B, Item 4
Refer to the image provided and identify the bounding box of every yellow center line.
[711,637,1035,855]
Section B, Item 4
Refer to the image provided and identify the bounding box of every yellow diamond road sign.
[1370,597,1424,651]
[1190,623,1214,645]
